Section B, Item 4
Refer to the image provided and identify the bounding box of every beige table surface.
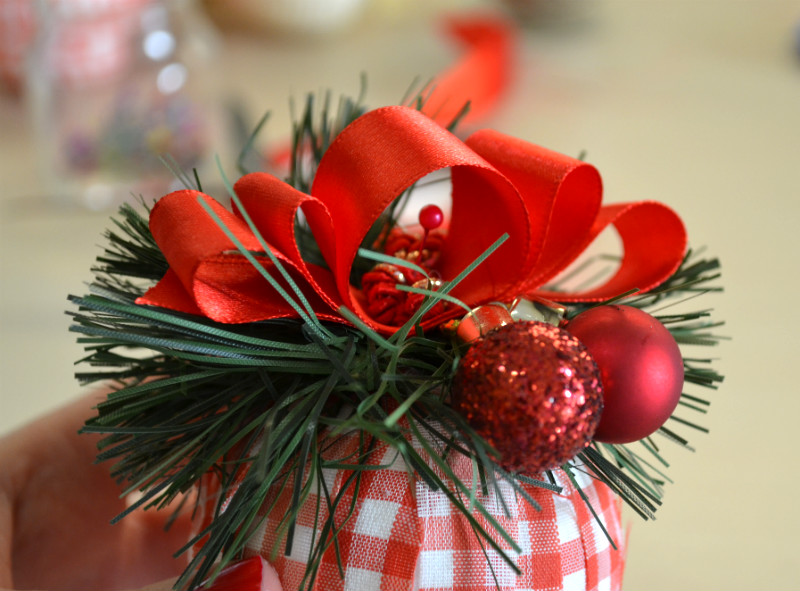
[1,1,798,589]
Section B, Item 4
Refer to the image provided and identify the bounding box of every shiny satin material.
[420,16,515,127]
[137,106,687,334]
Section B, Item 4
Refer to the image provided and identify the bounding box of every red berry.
[418,204,444,230]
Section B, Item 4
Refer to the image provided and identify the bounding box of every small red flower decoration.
[137,106,686,334]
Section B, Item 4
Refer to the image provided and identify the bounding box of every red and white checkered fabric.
[242,431,626,591]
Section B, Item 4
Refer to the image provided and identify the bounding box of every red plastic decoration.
[565,305,684,443]
[137,106,686,335]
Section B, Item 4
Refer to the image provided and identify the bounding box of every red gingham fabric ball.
[220,430,626,591]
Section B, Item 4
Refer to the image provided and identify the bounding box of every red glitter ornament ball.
[565,305,684,444]
[452,321,603,474]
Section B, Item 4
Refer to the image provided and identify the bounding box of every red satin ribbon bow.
[137,106,686,335]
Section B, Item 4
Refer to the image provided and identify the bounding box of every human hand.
[0,393,284,591]
[0,392,193,590]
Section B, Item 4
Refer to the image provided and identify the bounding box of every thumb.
[134,557,283,591]
[136,577,178,591]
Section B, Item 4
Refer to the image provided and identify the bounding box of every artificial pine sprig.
[72,199,533,588]
[70,89,725,590]
[71,199,723,587]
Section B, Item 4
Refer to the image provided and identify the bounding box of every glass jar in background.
[26,0,222,210]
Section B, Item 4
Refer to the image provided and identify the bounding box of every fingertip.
[135,576,178,591]
[197,556,283,591]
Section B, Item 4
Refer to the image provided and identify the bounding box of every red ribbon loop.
[140,189,339,323]
[536,200,688,302]
[464,130,603,291]
[137,106,686,334]
[310,106,529,332]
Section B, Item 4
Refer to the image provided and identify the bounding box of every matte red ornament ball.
[418,204,444,230]
[452,321,603,474]
[565,305,684,444]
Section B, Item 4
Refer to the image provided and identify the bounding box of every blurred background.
[1,0,798,589]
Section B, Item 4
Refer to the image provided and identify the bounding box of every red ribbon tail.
[421,15,515,127]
